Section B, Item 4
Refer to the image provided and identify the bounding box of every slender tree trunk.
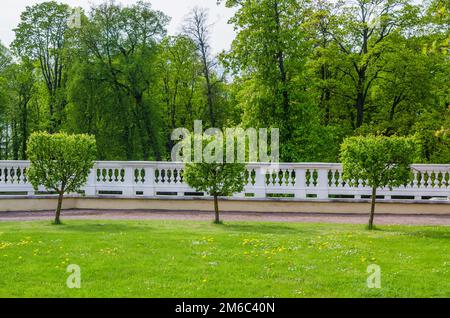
[355,91,365,128]
[389,95,402,121]
[134,94,150,160]
[213,195,220,224]
[368,186,376,230]
[135,93,162,161]
[12,119,19,160]
[0,128,3,160]
[21,102,28,160]
[49,93,56,134]
[202,54,215,128]
[273,1,290,125]
[320,64,331,125]
[4,124,9,159]
[54,191,64,225]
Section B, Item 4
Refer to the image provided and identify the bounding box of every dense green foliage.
[184,162,247,198]
[340,136,419,188]
[340,135,418,229]
[0,220,449,297]
[0,0,448,162]
[27,132,97,224]
[184,161,247,223]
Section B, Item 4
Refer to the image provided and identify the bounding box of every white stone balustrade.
[0,161,449,201]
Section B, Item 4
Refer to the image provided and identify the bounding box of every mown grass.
[0,219,449,298]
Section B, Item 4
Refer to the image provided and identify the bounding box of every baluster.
[445,171,450,189]
[432,171,439,189]
[280,169,286,186]
[251,169,256,186]
[155,169,160,184]
[436,171,443,188]
[133,168,139,183]
[305,169,311,187]
[337,170,344,188]
[357,178,364,189]
[273,169,279,186]
[329,170,336,188]
[9,167,15,184]
[112,169,118,182]
[162,169,167,184]
[172,169,178,184]
[141,168,146,183]
[108,169,113,182]
[244,169,250,186]
[287,169,293,186]
[426,170,432,188]
[412,171,419,188]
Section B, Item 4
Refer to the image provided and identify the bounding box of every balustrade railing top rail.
[0,161,449,201]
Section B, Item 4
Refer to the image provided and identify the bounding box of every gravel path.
[0,209,449,225]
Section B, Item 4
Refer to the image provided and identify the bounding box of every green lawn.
[0,219,449,298]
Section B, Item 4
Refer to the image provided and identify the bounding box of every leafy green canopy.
[184,162,246,197]
[27,132,97,194]
[182,136,246,197]
[340,135,419,189]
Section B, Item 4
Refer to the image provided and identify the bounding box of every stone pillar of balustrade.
[294,168,307,199]
[84,167,97,196]
[253,166,267,198]
[143,166,155,197]
[316,169,329,199]
[122,166,135,197]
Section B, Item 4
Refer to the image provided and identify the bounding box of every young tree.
[181,135,247,224]
[27,132,96,224]
[340,135,418,230]
[183,161,247,224]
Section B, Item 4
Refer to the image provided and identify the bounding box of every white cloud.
[0,0,236,54]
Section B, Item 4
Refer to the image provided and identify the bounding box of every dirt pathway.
[0,210,449,226]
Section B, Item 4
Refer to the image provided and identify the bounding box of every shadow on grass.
[405,230,450,240]
[222,223,309,235]
[57,223,152,233]
[379,227,450,240]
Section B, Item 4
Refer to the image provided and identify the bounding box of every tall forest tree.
[0,0,448,164]
[0,42,12,159]
[317,0,421,128]
[183,7,218,128]
[157,35,204,150]
[74,1,169,160]
[5,59,36,159]
[221,0,339,162]
[12,1,72,132]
